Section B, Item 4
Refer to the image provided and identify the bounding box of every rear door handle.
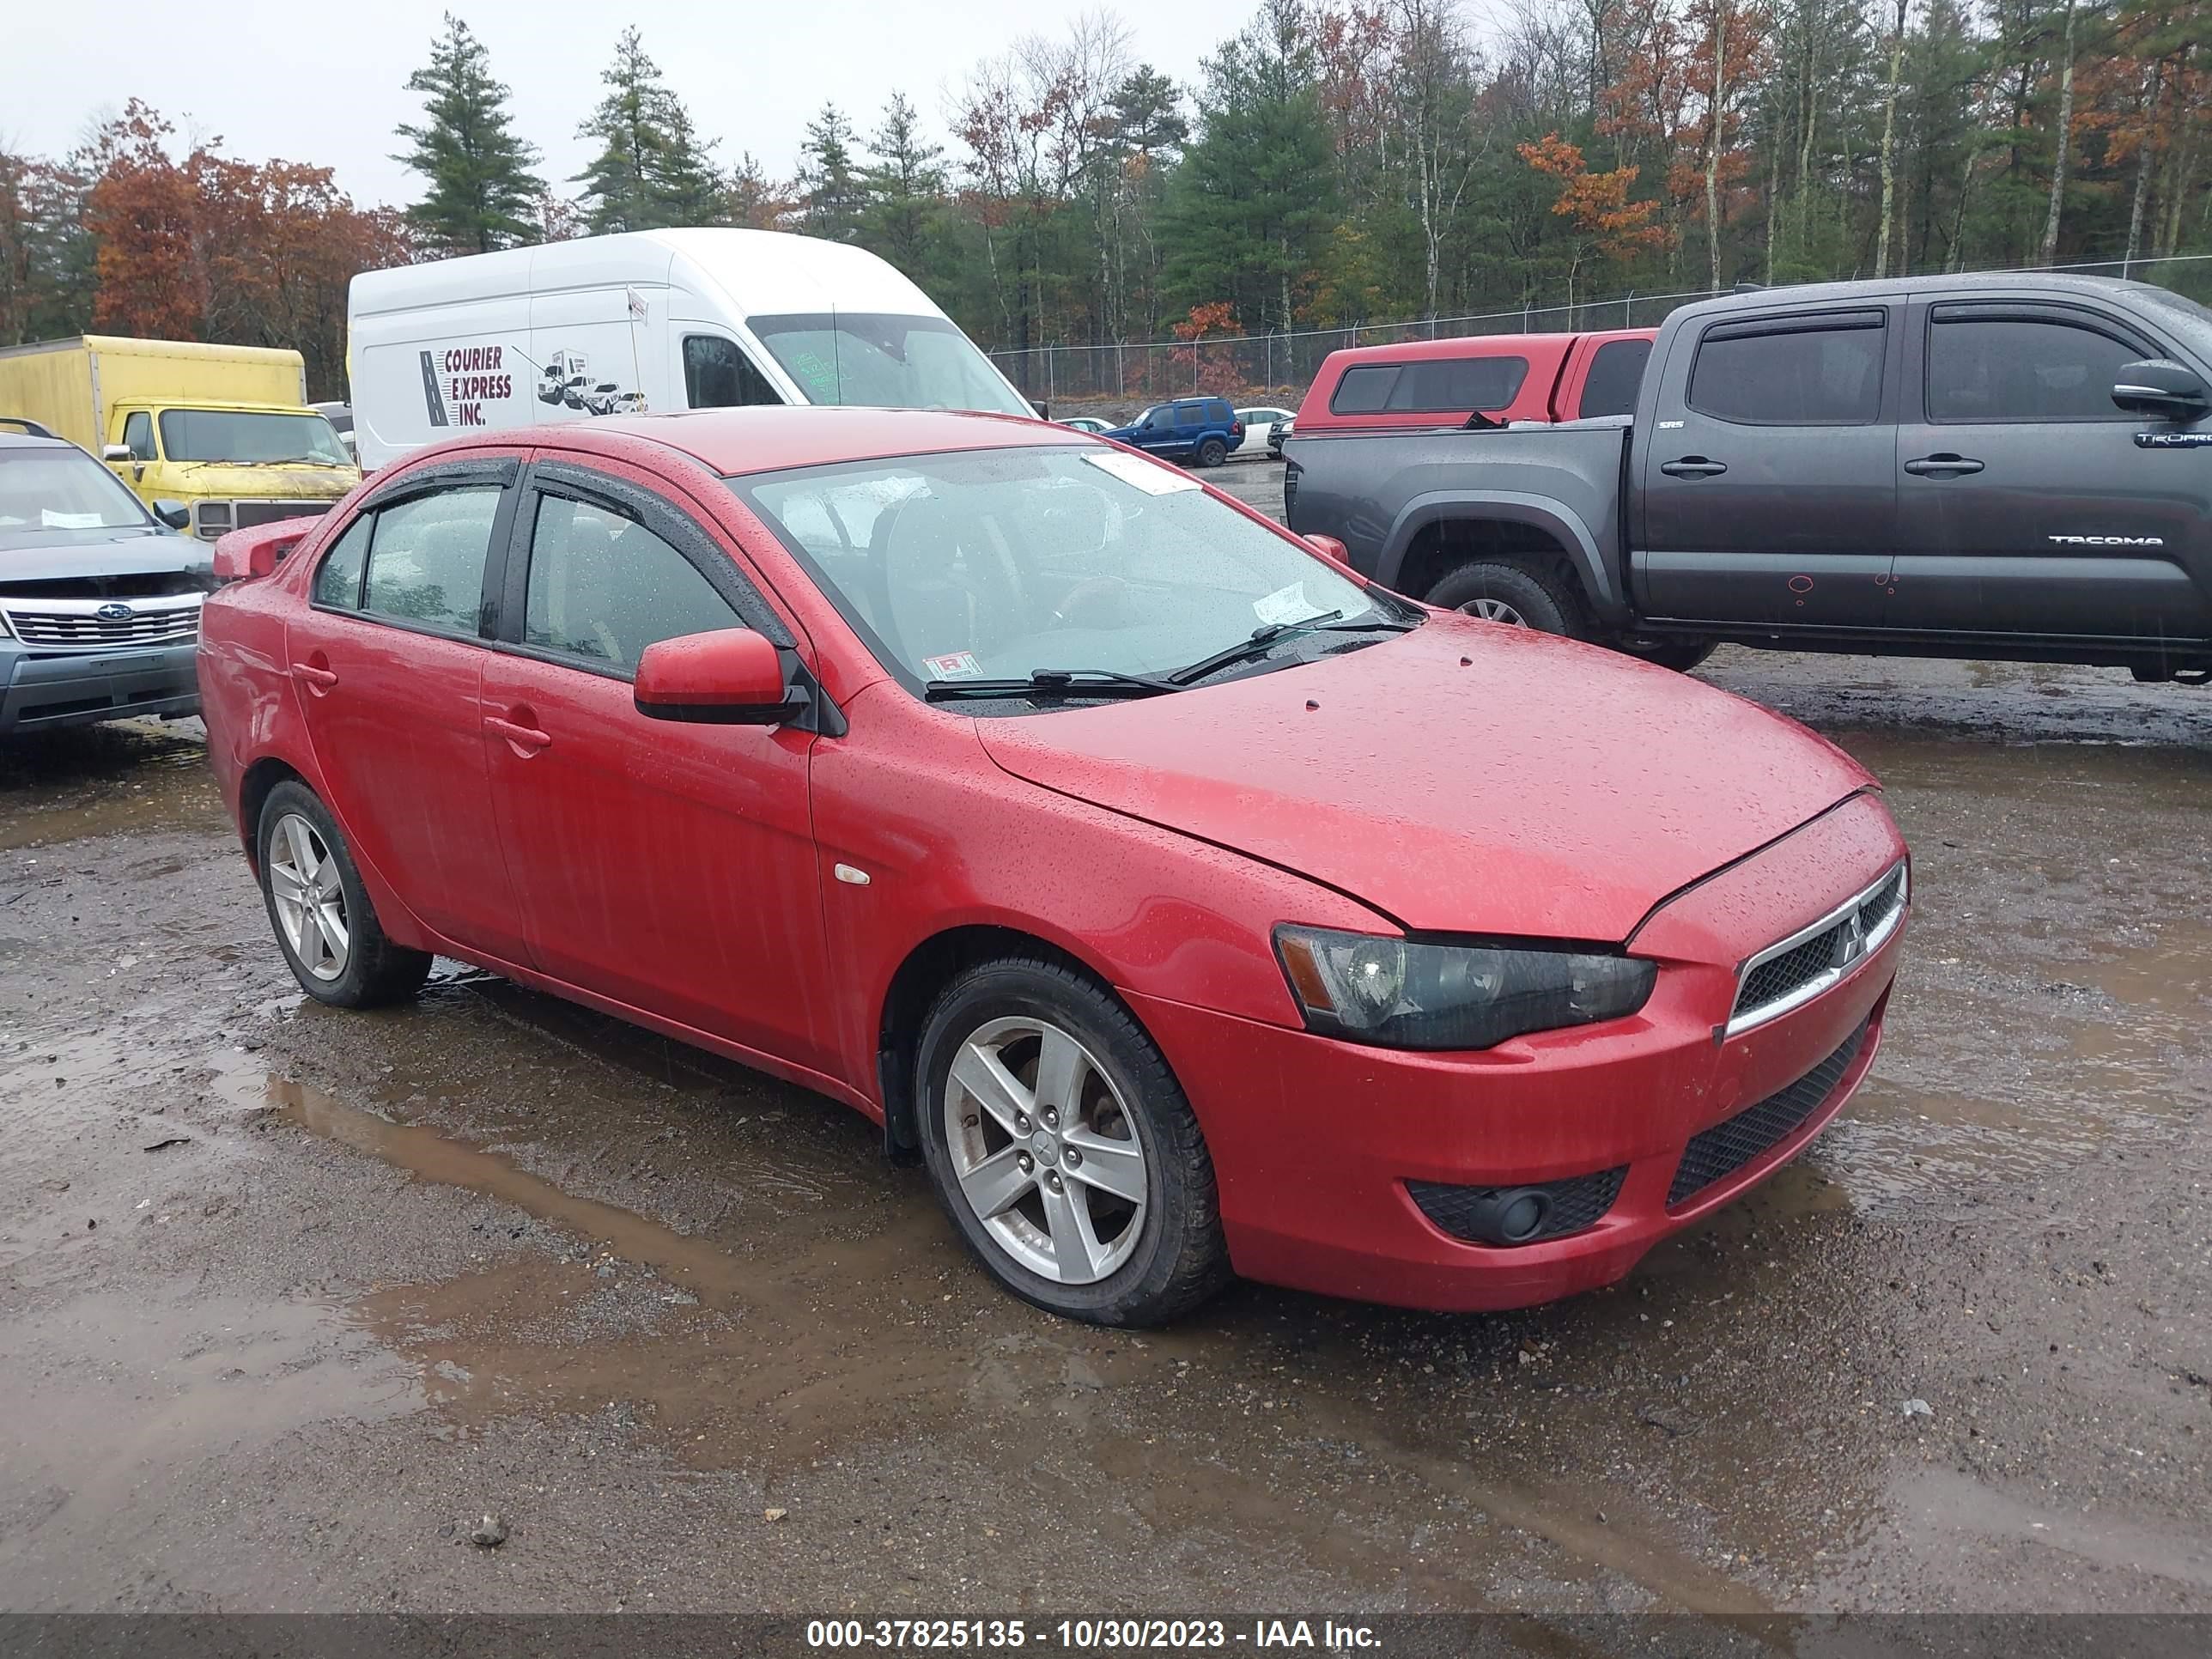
[484,713,552,754]
[1660,457,1728,477]
[289,660,337,690]
[1904,453,1984,476]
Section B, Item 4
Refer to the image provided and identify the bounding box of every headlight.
[1273,926,1656,1051]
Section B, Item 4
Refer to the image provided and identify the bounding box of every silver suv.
[0,429,210,735]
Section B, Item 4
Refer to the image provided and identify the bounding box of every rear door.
[1637,304,1901,628]
[477,459,839,1076]
[284,459,532,962]
[1891,297,2212,646]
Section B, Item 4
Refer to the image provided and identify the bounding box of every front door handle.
[484,711,552,755]
[1904,453,1984,476]
[289,659,337,691]
[1660,457,1728,477]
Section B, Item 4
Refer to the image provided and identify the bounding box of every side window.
[361,487,501,635]
[1176,405,1202,427]
[1577,339,1652,419]
[1207,400,1233,423]
[1926,314,2142,423]
[1330,356,1528,414]
[311,514,374,610]
[1688,314,1887,425]
[1330,365,1398,415]
[683,335,783,409]
[524,494,741,672]
[1143,408,1172,430]
[122,411,155,461]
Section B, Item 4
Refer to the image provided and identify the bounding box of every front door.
[1635,304,1901,629]
[478,462,839,1076]
[285,463,532,962]
[1890,298,2212,649]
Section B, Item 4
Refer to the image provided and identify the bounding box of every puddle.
[0,721,222,851]
[214,1053,1790,1611]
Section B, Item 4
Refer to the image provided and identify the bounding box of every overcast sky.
[5,1,1236,209]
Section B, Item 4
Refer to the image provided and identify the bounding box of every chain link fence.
[988,252,2212,411]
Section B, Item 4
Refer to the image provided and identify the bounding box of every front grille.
[3,594,202,651]
[1408,1164,1628,1245]
[235,499,333,529]
[1667,1018,1869,1207]
[195,499,334,539]
[1729,861,1907,1034]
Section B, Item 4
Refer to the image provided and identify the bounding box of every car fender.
[1378,489,1626,620]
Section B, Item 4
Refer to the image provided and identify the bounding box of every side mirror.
[1305,533,1354,573]
[102,444,133,463]
[153,500,191,531]
[1031,399,1051,421]
[212,519,316,580]
[2113,358,2210,422]
[635,628,801,725]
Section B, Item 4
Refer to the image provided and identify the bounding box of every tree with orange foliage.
[1517,133,1672,307]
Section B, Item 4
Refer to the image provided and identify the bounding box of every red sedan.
[198,409,1906,1326]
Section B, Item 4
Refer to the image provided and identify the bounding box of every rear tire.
[1425,560,1578,636]
[1196,437,1229,468]
[915,957,1231,1327]
[256,781,432,1009]
[1614,637,1718,672]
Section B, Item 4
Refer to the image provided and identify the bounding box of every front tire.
[1196,437,1229,468]
[257,781,432,1009]
[915,957,1231,1326]
[1425,560,1578,636]
[1613,637,1717,672]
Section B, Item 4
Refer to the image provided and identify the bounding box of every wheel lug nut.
[1042,1108,1058,1127]
[1015,1113,1030,1133]
[1046,1171,1063,1192]
[1064,1147,1082,1167]
[1016,1152,1033,1173]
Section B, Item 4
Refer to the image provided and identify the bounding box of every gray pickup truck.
[2,425,209,734]
[1284,272,2212,683]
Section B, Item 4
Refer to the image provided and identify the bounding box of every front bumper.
[1130,796,1910,1314]
[1,642,201,733]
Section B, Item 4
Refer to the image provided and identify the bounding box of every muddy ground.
[2,468,2208,1620]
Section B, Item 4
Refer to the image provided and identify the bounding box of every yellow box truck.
[0,336,360,540]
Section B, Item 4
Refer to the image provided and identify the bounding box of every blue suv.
[1103,398,1243,467]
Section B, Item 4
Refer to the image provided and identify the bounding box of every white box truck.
[346,228,1035,471]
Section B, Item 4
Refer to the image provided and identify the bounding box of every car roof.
[1668,270,2165,323]
[0,430,72,451]
[405,406,1091,477]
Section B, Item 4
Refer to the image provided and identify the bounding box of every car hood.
[0,524,211,583]
[975,617,1875,941]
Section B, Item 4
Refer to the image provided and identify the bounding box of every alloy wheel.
[268,812,350,981]
[943,1015,1149,1285]
[1458,597,1528,626]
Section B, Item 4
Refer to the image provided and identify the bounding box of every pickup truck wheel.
[1615,638,1717,672]
[1196,437,1229,468]
[1425,562,1575,636]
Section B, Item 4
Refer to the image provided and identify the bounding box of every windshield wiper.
[924,666,1177,702]
[1167,613,1413,686]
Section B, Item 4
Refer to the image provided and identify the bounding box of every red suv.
[1295,329,1656,434]
[198,409,1906,1326]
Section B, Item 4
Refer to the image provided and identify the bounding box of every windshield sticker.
[1253,581,1328,628]
[922,651,984,681]
[1084,451,1200,495]
[41,510,103,529]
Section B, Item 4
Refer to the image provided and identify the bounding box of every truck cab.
[104,398,358,542]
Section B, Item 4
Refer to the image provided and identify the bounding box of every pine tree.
[574,27,664,234]
[796,106,865,241]
[393,14,544,256]
[859,93,945,274]
[1163,0,1340,331]
[653,101,726,227]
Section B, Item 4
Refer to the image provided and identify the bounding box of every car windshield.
[746,313,1030,416]
[733,444,1402,702]
[0,447,152,532]
[157,410,351,465]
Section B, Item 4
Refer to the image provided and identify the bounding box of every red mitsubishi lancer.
[198,408,1906,1326]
